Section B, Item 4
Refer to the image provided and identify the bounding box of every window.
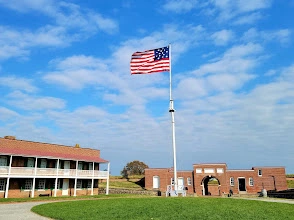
[195,168,202,173]
[0,157,7,167]
[40,159,47,168]
[153,176,160,189]
[258,169,262,176]
[171,178,175,185]
[27,158,34,167]
[87,180,92,188]
[249,177,254,186]
[217,168,224,173]
[78,162,83,170]
[187,177,192,185]
[204,168,214,174]
[24,179,33,190]
[57,179,62,189]
[37,179,46,190]
[0,179,6,191]
[76,179,82,189]
[230,177,234,186]
[89,163,93,170]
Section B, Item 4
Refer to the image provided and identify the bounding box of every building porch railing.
[0,166,108,178]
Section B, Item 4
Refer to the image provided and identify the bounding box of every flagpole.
[169,44,178,193]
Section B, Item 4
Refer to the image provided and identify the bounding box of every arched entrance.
[201,176,221,196]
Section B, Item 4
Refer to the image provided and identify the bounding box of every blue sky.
[0,0,293,175]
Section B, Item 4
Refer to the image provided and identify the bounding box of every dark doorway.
[238,178,246,192]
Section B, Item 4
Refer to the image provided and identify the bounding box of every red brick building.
[0,136,110,198]
[145,163,287,196]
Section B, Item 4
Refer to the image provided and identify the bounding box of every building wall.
[193,164,227,196]
[226,170,258,194]
[145,168,194,194]
[253,167,288,191]
[145,164,288,196]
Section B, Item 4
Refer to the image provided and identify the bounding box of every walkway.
[233,197,294,204]
[0,201,50,220]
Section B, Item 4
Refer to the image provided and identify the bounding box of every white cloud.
[235,0,272,13]
[233,12,263,25]
[242,28,291,45]
[175,78,207,99]
[0,76,37,93]
[0,0,118,34]
[43,55,113,90]
[0,0,56,13]
[193,43,263,77]
[211,29,234,46]
[6,91,66,110]
[0,1,118,61]
[0,107,19,121]
[209,0,272,23]
[162,0,200,13]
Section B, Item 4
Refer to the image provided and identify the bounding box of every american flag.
[130,46,170,74]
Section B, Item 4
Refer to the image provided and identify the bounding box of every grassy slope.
[99,175,144,189]
[32,197,294,220]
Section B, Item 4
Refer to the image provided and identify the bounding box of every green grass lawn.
[32,197,294,220]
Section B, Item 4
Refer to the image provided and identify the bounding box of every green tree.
[120,160,149,177]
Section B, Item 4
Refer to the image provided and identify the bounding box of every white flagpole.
[168,44,178,193]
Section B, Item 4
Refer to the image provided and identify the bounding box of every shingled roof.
[0,136,108,163]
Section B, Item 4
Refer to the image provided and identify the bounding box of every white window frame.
[76,179,82,189]
[0,156,7,167]
[24,179,33,190]
[249,177,254,186]
[0,179,6,191]
[37,179,46,190]
[258,169,262,176]
[230,177,234,186]
[187,177,192,185]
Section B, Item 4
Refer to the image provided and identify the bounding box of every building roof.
[0,136,108,163]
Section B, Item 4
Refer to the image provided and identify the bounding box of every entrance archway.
[201,176,221,196]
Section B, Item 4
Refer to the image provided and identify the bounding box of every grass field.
[32,197,294,220]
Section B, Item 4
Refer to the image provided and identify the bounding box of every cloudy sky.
[0,0,293,174]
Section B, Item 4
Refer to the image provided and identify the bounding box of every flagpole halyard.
[168,44,178,194]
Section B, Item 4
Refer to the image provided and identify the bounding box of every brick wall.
[253,167,287,191]
[145,168,194,194]
[193,164,227,196]
[145,164,288,196]
[226,170,258,195]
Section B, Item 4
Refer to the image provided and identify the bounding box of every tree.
[120,160,149,177]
